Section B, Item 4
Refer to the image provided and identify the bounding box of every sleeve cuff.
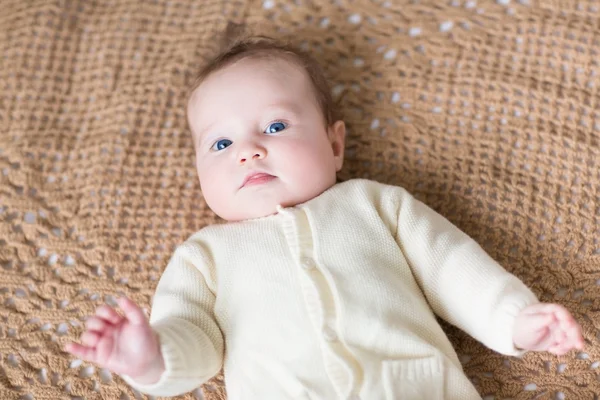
[491,279,539,356]
[121,318,223,397]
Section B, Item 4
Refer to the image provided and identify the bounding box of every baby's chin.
[209,193,310,222]
[211,203,282,222]
[205,179,338,221]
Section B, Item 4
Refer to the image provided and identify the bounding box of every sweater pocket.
[382,356,444,400]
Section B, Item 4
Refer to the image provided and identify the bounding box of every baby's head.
[187,34,346,221]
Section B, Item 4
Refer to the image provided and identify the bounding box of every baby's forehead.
[226,54,307,75]
[202,56,307,87]
[188,56,312,107]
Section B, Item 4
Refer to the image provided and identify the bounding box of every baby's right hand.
[65,297,165,384]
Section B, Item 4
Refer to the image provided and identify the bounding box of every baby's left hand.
[513,303,584,355]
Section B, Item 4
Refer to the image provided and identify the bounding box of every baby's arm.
[123,240,224,395]
[390,186,582,355]
[66,240,224,397]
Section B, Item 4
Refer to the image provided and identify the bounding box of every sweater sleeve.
[121,239,224,396]
[390,186,539,356]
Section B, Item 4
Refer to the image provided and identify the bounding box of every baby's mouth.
[240,172,276,188]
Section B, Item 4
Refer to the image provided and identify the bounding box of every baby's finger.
[85,316,108,332]
[95,305,123,325]
[566,324,585,350]
[81,331,101,348]
[530,327,554,350]
[552,327,567,344]
[576,334,585,350]
[556,341,577,355]
[555,310,585,349]
[529,313,556,330]
[522,303,564,316]
[552,305,576,325]
[117,297,147,326]
[547,342,570,356]
[64,342,97,363]
[528,325,551,343]
[550,333,581,355]
[94,334,115,366]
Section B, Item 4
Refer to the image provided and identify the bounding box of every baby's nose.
[238,146,267,165]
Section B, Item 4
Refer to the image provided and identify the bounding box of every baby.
[66,33,585,399]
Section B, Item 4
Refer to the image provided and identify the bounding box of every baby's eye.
[264,121,287,134]
[211,139,233,151]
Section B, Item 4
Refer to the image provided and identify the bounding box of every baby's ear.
[328,120,346,171]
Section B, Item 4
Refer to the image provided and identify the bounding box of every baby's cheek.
[199,173,222,203]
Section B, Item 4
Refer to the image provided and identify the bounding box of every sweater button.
[301,258,315,270]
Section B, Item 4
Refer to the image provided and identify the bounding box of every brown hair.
[187,24,338,127]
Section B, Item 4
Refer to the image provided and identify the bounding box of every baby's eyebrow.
[196,121,215,138]
[264,102,302,115]
[197,130,218,150]
[193,121,218,148]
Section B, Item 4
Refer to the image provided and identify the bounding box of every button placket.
[323,325,338,342]
[288,208,363,398]
[301,257,315,270]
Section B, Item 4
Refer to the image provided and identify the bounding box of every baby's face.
[187,57,345,221]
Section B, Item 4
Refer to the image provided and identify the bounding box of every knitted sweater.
[122,179,539,399]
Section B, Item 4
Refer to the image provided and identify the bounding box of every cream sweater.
[123,179,538,399]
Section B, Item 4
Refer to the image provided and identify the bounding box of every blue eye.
[211,139,232,151]
[265,121,287,134]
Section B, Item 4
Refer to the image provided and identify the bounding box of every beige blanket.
[1,0,599,398]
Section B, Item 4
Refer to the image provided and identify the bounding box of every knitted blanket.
[1,0,599,399]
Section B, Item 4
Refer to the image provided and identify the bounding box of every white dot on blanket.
[348,13,361,24]
[263,0,275,9]
[408,27,422,37]
[48,253,58,266]
[353,57,364,67]
[384,49,397,60]
[440,21,454,32]
[331,84,344,98]
[99,369,113,383]
[57,322,69,335]
[24,212,36,224]
[80,365,95,378]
